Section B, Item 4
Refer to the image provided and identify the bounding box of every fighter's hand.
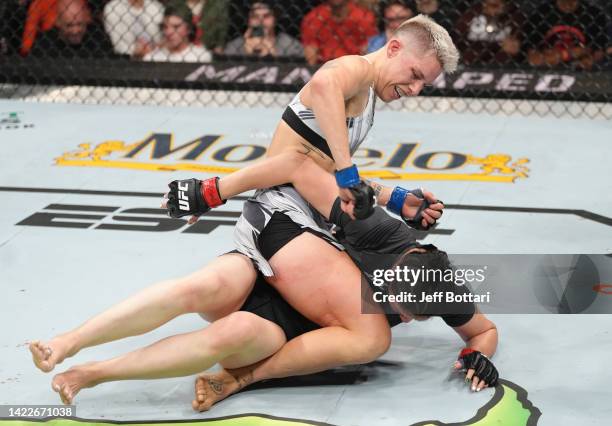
[164,178,214,220]
[336,165,375,220]
[387,186,443,230]
[339,187,357,218]
[161,193,200,224]
[401,189,444,229]
[454,348,499,392]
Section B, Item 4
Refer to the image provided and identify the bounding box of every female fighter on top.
[165,13,459,234]
[29,15,497,406]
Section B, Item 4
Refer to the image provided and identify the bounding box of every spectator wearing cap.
[104,0,164,59]
[29,0,114,58]
[224,1,303,58]
[525,0,607,70]
[455,0,524,66]
[144,1,212,62]
[367,0,415,53]
[301,0,377,65]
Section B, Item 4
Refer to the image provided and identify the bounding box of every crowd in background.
[0,0,610,70]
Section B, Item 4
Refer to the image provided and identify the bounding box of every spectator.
[20,0,57,55]
[525,0,607,70]
[414,0,455,32]
[356,0,379,12]
[301,0,377,66]
[185,0,203,44]
[199,0,230,53]
[29,0,114,58]
[454,0,524,66]
[104,0,164,58]
[226,0,310,42]
[144,1,212,62]
[367,0,415,53]
[224,1,303,58]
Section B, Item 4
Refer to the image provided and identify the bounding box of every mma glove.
[335,164,375,220]
[457,348,499,387]
[386,186,442,231]
[166,177,225,218]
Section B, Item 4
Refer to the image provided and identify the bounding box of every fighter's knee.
[209,311,260,352]
[351,330,391,364]
[173,270,224,313]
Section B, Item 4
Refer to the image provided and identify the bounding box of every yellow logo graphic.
[467,154,530,180]
[55,135,530,184]
[0,380,540,425]
[61,141,138,162]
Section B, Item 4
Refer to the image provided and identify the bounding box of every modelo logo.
[55,134,530,184]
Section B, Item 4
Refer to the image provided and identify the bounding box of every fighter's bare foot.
[191,368,253,412]
[52,364,96,405]
[29,334,77,372]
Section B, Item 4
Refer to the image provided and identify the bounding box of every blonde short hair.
[394,14,459,74]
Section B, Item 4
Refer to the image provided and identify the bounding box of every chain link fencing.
[1,0,610,118]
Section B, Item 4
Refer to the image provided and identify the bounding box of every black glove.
[166,178,222,218]
[405,189,443,231]
[457,348,499,387]
[387,187,442,231]
[349,181,375,220]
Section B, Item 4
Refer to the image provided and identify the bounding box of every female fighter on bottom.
[29,157,499,406]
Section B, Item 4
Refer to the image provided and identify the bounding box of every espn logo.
[178,181,190,211]
[17,204,240,234]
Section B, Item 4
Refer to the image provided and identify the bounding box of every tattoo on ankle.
[237,371,254,390]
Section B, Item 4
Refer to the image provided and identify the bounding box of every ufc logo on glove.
[178,182,190,211]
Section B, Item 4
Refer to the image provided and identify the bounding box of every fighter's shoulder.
[318,56,374,82]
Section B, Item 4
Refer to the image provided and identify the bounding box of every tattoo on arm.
[299,142,326,159]
[365,179,383,199]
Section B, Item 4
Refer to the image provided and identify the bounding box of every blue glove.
[386,187,442,231]
[335,165,374,219]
